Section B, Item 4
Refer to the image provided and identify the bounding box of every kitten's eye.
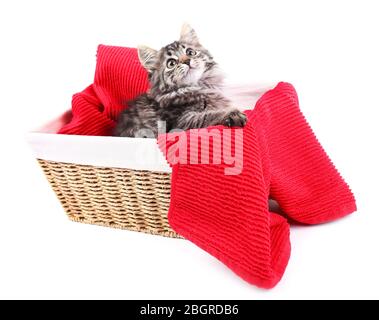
[186,48,197,56]
[166,58,177,69]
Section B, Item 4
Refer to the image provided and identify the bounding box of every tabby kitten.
[114,24,247,138]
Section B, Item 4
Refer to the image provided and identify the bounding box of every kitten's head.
[138,24,221,93]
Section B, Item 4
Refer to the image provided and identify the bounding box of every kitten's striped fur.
[114,24,246,138]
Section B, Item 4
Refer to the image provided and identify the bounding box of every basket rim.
[27,128,172,172]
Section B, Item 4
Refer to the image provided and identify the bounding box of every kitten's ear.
[179,23,200,45]
[137,45,158,72]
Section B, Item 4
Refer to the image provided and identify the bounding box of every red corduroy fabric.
[157,82,356,288]
[254,83,357,224]
[59,45,149,135]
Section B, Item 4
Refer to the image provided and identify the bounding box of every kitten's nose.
[180,56,191,66]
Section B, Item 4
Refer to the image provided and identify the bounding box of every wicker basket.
[25,109,183,238]
[36,158,180,238]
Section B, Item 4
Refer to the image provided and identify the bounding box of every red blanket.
[59,45,148,135]
[60,45,356,288]
[158,82,356,288]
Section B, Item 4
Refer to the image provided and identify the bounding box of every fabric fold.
[59,46,149,135]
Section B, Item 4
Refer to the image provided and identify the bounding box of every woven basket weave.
[37,159,181,238]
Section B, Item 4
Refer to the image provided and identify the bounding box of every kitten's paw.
[223,110,247,127]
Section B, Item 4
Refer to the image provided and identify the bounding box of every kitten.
[114,24,247,138]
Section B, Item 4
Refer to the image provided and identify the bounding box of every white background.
[1,0,378,299]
